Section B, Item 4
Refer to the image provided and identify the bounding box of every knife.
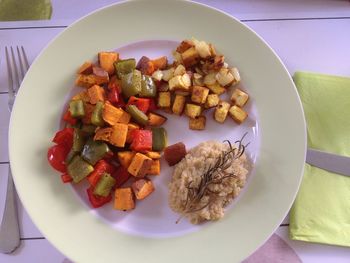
[306,148,350,177]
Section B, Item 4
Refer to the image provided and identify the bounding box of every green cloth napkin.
[289,72,350,247]
[0,0,52,21]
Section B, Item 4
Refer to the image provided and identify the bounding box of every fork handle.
[0,167,20,253]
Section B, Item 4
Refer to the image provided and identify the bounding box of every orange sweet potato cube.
[127,153,152,177]
[109,123,128,147]
[102,101,124,125]
[114,188,135,211]
[131,179,155,200]
[117,151,136,169]
[98,52,119,75]
[146,160,160,175]
[87,85,105,104]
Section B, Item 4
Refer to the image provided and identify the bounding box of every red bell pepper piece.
[112,166,131,188]
[87,159,116,187]
[52,127,74,149]
[107,87,120,104]
[148,98,158,112]
[130,129,152,152]
[108,76,122,93]
[61,173,73,183]
[47,144,70,173]
[86,186,112,208]
[63,110,77,125]
[127,96,150,113]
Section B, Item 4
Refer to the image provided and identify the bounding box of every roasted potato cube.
[191,86,209,104]
[132,179,155,200]
[145,151,161,159]
[147,112,167,126]
[172,51,183,64]
[229,105,248,124]
[114,188,135,211]
[93,127,113,142]
[98,52,119,75]
[87,85,105,104]
[162,67,175,81]
[193,73,204,86]
[117,151,136,169]
[110,123,128,147]
[126,123,139,143]
[102,101,124,125]
[206,82,226,95]
[175,91,190,96]
[168,75,187,91]
[203,72,217,86]
[230,67,241,86]
[136,56,155,76]
[205,94,220,108]
[176,40,194,53]
[127,153,153,177]
[172,95,186,115]
[209,43,216,57]
[214,101,230,123]
[231,88,249,107]
[189,116,206,130]
[185,104,202,119]
[181,47,199,67]
[146,160,161,175]
[157,92,171,109]
[216,68,234,87]
[77,61,93,74]
[152,70,163,81]
[174,64,186,76]
[194,40,211,59]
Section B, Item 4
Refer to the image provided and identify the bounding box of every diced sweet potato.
[117,151,136,169]
[191,86,209,104]
[87,85,105,104]
[157,92,171,109]
[151,56,168,70]
[229,105,248,124]
[126,123,139,144]
[204,94,220,109]
[127,153,152,177]
[147,112,167,126]
[172,95,186,115]
[102,101,124,125]
[93,127,113,142]
[189,116,206,130]
[118,110,131,124]
[185,104,202,119]
[231,88,249,107]
[98,52,119,75]
[77,61,93,74]
[114,188,135,211]
[181,47,199,67]
[82,103,95,124]
[110,123,128,147]
[72,91,90,102]
[136,56,155,76]
[75,74,98,88]
[145,151,161,159]
[131,179,155,200]
[164,142,187,166]
[146,160,161,175]
[214,101,230,123]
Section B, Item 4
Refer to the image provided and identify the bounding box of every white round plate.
[9,1,306,262]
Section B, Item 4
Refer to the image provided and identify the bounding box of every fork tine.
[10,47,20,92]
[21,46,30,71]
[16,46,25,81]
[5,47,15,94]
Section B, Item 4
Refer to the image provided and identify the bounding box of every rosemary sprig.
[177,133,249,223]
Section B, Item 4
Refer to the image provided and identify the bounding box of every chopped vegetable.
[121,69,142,98]
[151,56,167,70]
[157,91,171,109]
[127,96,150,113]
[214,101,230,123]
[87,186,112,208]
[185,104,202,119]
[87,159,116,187]
[204,94,220,109]
[126,123,140,143]
[72,90,90,102]
[127,153,152,177]
[69,99,85,118]
[172,95,186,115]
[117,151,136,169]
[63,110,78,125]
[145,151,161,159]
[82,103,95,124]
[91,101,105,126]
[114,187,135,211]
[61,173,73,183]
[147,160,160,175]
[110,123,128,147]
[136,56,155,76]
[228,105,248,124]
[151,127,167,151]
[98,51,119,75]
[130,130,152,152]
[65,149,78,165]
[117,109,131,124]
[67,155,94,183]
[77,61,93,74]
[47,144,70,173]
[126,105,148,126]
[140,75,157,97]
[191,86,209,104]
[164,142,187,166]
[112,166,131,188]
[114,58,136,79]
[181,47,199,67]
[72,128,85,152]
[87,85,105,104]
[107,86,120,104]
[93,127,113,142]
[147,112,167,126]
[81,139,111,165]
[131,179,155,200]
[102,101,123,125]
[231,88,249,107]
[93,173,116,197]
[52,127,74,149]
[189,116,206,130]
[81,124,96,135]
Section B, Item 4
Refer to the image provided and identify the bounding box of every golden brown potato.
[131,179,155,200]
[189,116,206,130]
[181,47,199,67]
[204,94,220,108]
[229,105,248,124]
[185,103,202,119]
[191,86,209,104]
[172,95,186,115]
[176,40,194,53]
[214,101,230,123]
[206,82,226,95]
[114,188,135,211]
[157,92,171,109]
[231,88,249,107]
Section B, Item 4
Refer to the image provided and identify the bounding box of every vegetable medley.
[47,38,249,211]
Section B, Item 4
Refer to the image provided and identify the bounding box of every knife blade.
[306,148,350,177]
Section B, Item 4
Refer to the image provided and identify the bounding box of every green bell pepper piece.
[121,69,142,98]
[114,58,136,79]
[72,128,85,152]
[69,99,85,118]
[93,173,116,197]
[126,105,148,126]
[81,139,110,165]
[81,124,96,136]
[65,149,79,165]
[67,155,94,183]
[152,127,168,151]
[140,75,157,97]
[91,101,105,127]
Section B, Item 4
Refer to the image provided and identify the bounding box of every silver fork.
[0,46,29,253]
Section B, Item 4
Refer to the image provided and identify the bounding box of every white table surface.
[1,0,350,262]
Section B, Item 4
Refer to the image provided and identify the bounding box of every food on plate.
[47,37,252,214]
[168,137,250,224]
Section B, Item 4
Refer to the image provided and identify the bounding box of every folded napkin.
[289,72,350,247]
[0,0,52,21]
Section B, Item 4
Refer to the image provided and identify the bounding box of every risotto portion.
[168,140,250,224]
